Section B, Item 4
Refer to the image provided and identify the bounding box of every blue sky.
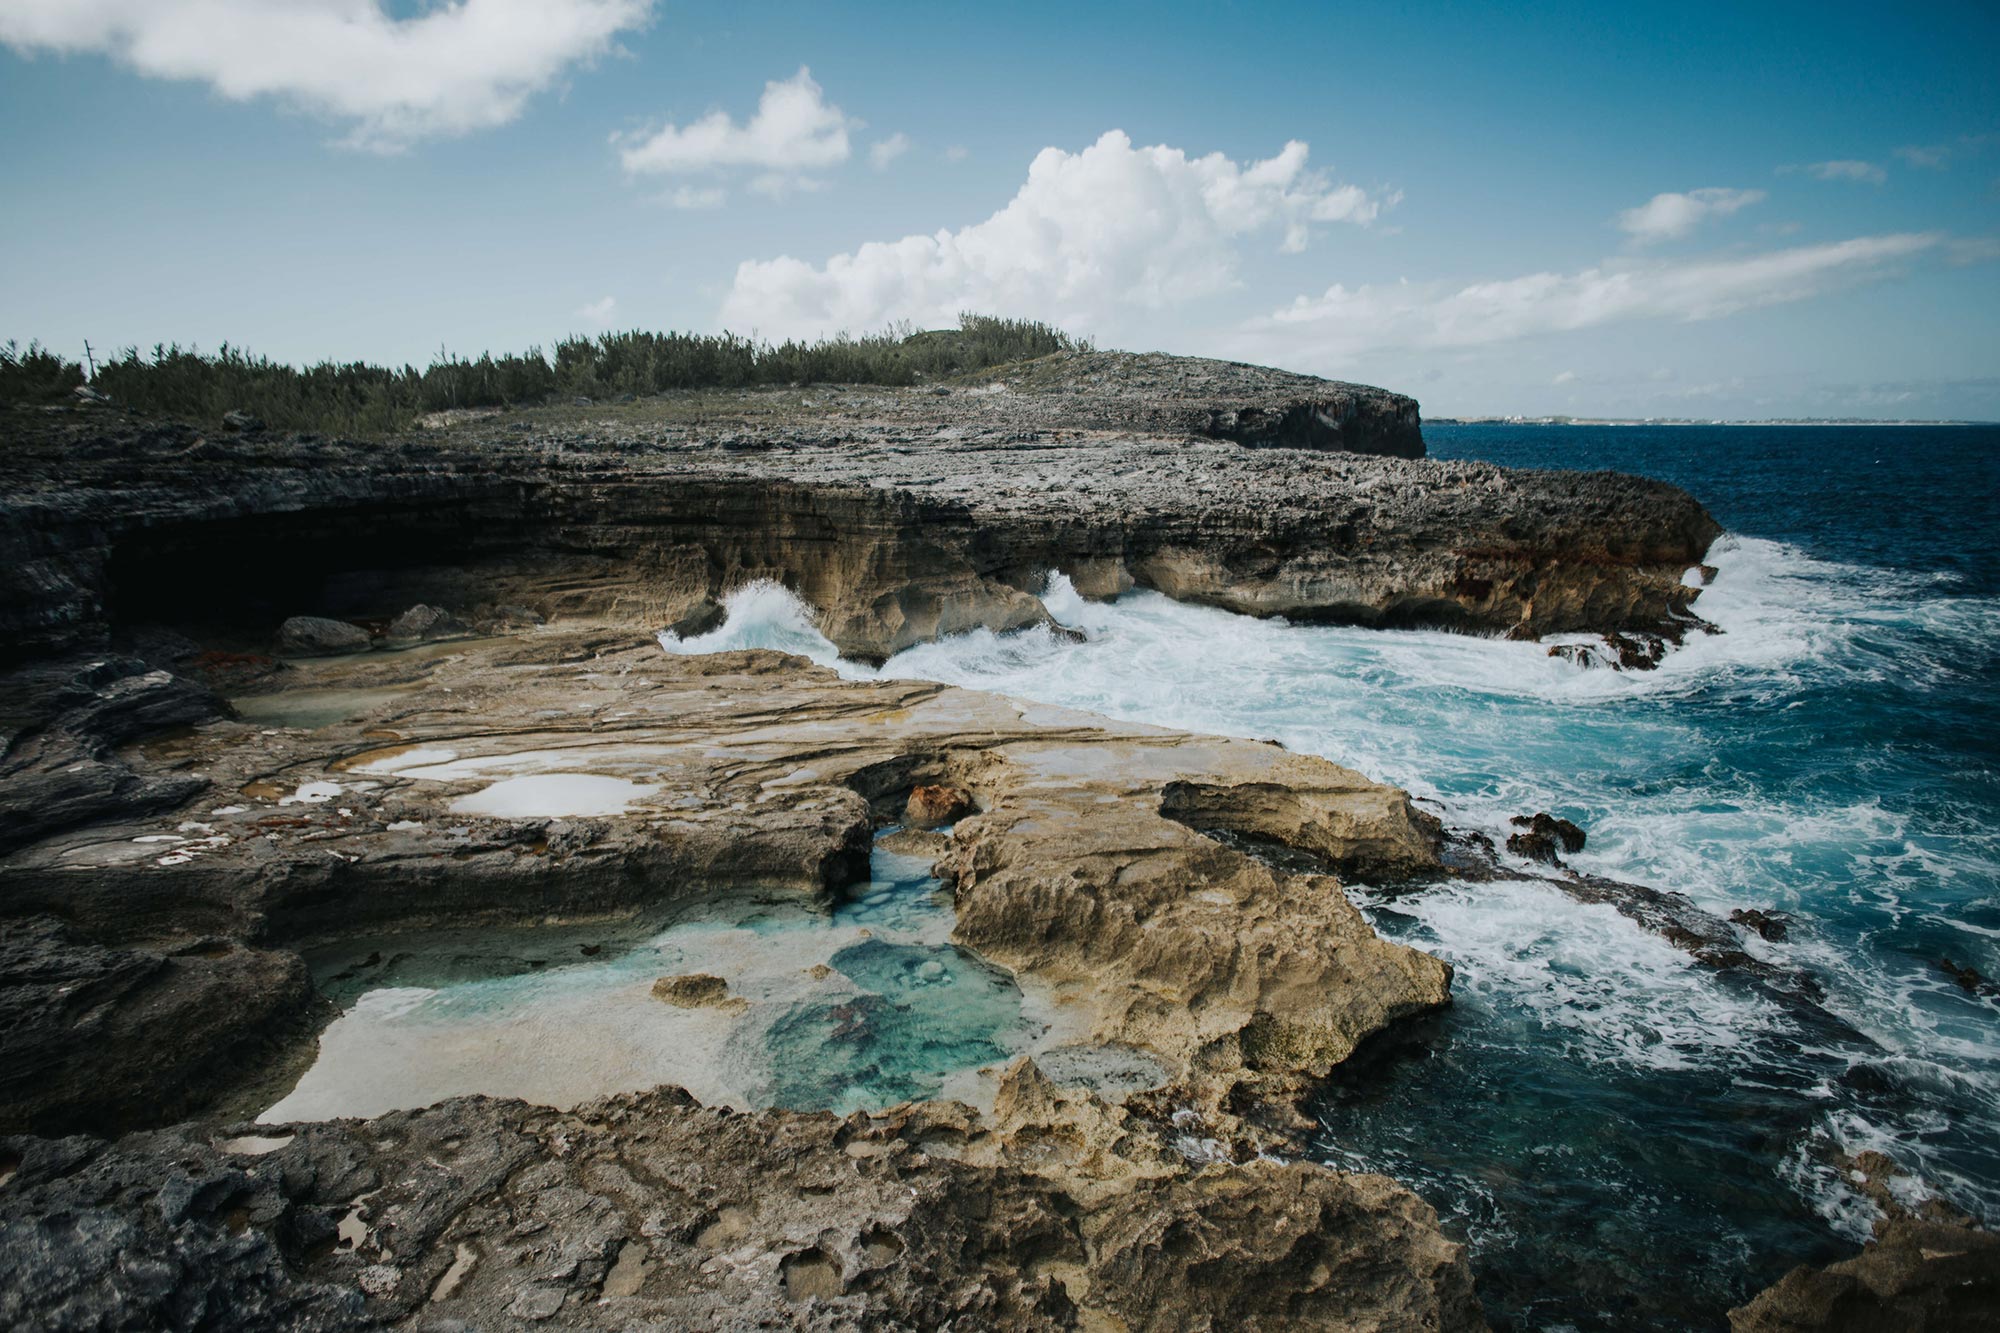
[2,0,1996,418]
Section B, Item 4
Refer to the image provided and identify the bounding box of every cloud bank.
[1241,232,1941,363]
[719,130,1394,337]
[0,0,651,150]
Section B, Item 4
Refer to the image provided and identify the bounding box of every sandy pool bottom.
[261,839,1058,1122]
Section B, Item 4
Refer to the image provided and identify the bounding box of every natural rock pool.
[262,836,1043,1122]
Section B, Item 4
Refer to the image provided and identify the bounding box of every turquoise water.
[265,838,1037,1122]
[667,425,2000,1330]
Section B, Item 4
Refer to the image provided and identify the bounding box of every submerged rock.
[1732,908,1792,942]
[651,973,741,1010]
[1937,956,1998,998]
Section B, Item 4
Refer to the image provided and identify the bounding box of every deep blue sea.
[661,424,2000,1331]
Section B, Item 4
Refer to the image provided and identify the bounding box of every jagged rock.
[1733,908,1792,942]
[275,616,371,657]
[0,1082,1485,1331]
[1505,828,1561,863]
[905,783,974,828]
[381,603,462,646]
[0,656,228,853]
[221,409,264,432]
[1730,1152,1998,1331]
[0,917,315,1135]
[663,598,725,639]
[1549,630,1673,671]
[1446,822,1838,1015]
[1508,812,1586,864]
[71,385,111,405]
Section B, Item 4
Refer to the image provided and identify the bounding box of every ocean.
[666,424,2000,1330]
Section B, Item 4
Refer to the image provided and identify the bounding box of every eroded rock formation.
[0,626,1484,1328]
[0,350,1740,1328]
[0,350,1720,667]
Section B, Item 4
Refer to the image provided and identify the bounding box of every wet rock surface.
[1,350,1719,668]
[1729,1151,2000,1331]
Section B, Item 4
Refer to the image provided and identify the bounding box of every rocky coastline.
[2,351,1958,1329]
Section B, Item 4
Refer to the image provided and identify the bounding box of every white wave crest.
[657,580,844,667]
[1363,880,1787,1072]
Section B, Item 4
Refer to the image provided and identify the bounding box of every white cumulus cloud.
[617,66,852,180]
[869,132,911,170]
[1241,232,1942,364]
[575,295,617,324]
[0,0,651,151]
[719,129,1395,338]
[1617,187,1765,241]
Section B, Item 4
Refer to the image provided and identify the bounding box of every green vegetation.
[0,315,1087,436]
[0,341,84,404]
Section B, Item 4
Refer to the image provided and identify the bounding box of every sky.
[2,0,1996,420]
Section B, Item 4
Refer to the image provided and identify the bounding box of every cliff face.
[0,350,1718,667]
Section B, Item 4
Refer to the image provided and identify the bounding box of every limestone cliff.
[0,350,1719,666]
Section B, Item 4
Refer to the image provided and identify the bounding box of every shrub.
[11,314,1089,436]
[0,340,84,404]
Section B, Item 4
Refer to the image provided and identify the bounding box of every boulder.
[1731,908,1791,942]
[276,616,371,656]
[382,604,463,646]
[651,974,738,1009]
[221,409,263,432]
[1508,812,1586,864]
[906,784,974,828]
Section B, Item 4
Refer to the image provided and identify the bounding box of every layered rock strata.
[0,350,1720,667]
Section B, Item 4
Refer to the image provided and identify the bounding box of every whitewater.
[661,424,1999,1328]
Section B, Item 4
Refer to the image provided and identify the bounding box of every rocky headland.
[2,349,1906,1329]
[0,350,1717,669]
